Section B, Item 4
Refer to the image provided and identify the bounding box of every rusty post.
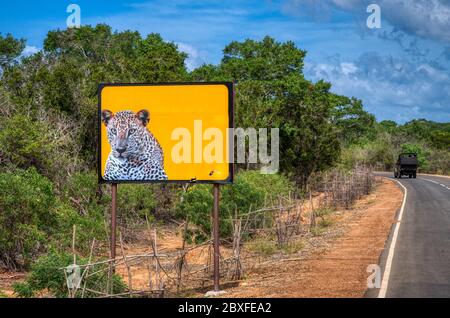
[110,183,117,272]
[212,183,220,291]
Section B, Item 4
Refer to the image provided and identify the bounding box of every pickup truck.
[394,153,418,179]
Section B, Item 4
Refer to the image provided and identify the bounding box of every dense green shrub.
[13,249,126,298]
[53,202,107,253]
[63,172,158,223]
[56,172,110,249]
[63,172,102,206]
[0,115,54,172]
[0,168,58,269]
[117,184,157,224]
[60,173,159,246]
[426,148,450,175]
[176,184,213,243]
[176,171,294,242]
[231,170,294,205]
[400,143,429,169]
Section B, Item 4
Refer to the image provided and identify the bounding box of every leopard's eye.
[129,128,136,135]
[110,128,117,135]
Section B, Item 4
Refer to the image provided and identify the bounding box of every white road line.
[420,178,450,191]
[378,179,407,298]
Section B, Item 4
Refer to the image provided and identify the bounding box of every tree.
[0,33,25,71]
[2,25,189,170]
[430,130,450,150]
[191,37,343,186]
[221,36,306,81]
[0,114,54,172]
[379,120,397,133]
[331,96,376,144]
[0,168,57,269]
[276,78,341,185]
[401,143,429,168]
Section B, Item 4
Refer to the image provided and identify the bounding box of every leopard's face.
[102,109,151,160]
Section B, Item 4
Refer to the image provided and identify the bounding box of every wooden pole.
[212,183,220,291]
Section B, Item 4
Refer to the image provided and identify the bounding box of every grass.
[280,240,304,254]
[247,239,277,256]
[314,207,333,218]
[310,227,326,236]
[318,218,333,228]
[248,237,305,256]
[310,212,335,236]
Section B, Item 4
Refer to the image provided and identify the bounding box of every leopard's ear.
[101,110,114,126]
[136,109,150,126]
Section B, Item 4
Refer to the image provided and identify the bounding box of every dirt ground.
[222,178,403,298]
[0,178,402,298]
[0,271,26,297]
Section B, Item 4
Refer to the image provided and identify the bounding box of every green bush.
[60,173,159,247]
[0,168,58,269]
[176,171,294,241]
[53,202,107,253]
[0,115,54,172]
[426,148,450,175]
[63,172,157,224]
[176,184,214,243]
[117,184,157,224]
[63,172,103,208]
[13,249,126,298]
[233,170,294,205]
[401,143,429,170]
[247,239,277,256]
[56,172,110,251]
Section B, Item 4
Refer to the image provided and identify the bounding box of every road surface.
[373,172,450,298]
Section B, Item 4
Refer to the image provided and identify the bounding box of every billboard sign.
[98,82,234,184]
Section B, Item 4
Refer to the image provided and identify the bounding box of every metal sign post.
[212,183,220,291]
[110,183,117,271]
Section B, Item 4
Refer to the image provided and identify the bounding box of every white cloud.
[176,42,204,71]
[283,0,450,43]
[340,62,358,75]
[22,45,40,56]
[305,52,450,123]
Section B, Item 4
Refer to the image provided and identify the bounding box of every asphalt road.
[374,172,450,298]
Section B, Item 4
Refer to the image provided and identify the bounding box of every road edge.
[418,173,450,179]
[377,178,407,298]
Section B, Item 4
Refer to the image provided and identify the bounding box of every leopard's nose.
[116,147,127,154]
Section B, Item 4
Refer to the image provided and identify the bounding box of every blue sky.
[1,0,449,123]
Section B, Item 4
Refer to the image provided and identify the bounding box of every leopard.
[101,109,168,181]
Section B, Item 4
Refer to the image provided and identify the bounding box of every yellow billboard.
[98,83,234,183]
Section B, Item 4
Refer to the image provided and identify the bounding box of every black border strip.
[97,82,235,185]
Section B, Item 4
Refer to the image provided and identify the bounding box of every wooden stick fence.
[60,167,376,298]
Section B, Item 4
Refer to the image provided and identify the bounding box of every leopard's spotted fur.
[101,109,168,181]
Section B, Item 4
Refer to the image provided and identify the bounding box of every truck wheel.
[409,174,412,178]
[413,172,416,178]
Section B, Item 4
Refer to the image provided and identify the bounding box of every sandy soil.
[222,178,403,298]
[0,178,402,298]
[0,271,26,297]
